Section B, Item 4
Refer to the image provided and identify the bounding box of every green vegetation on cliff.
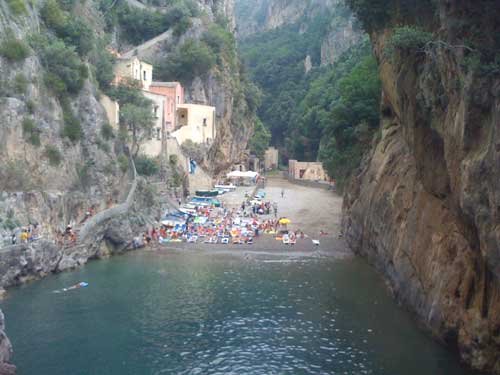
[99,0,199,44]
[348,0,500,75]
[272,41,380,189]
[156,39,217,82]
[156,19,238,83]
[239,11,333,145]
[0,36,30,61]
[316,51,380,188]
[38,0,115,95]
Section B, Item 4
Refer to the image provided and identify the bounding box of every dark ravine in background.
[343,1,500,373]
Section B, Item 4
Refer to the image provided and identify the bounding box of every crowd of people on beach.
[131,187,299,248]
[241,200,279,217]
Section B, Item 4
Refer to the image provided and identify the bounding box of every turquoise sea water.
[0,252,477,375]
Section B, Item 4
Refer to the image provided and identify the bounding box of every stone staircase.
[149,181,178,208]
[188,166,213,195]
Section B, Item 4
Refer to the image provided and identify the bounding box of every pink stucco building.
[148,82,184,133]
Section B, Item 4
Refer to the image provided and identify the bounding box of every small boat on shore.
[190,197,222,207]
[215,184,237,191]
[195,190,219,197]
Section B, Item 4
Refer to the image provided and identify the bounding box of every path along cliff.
[343,1,500,373]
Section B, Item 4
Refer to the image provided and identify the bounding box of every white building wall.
[141,91,166,157]
[173,104,216,145]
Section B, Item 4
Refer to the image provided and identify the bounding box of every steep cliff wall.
[236,0,343,38]
[0,0,130,241]
[235,0,309,36]
[235,0,361,67]
[343,1,500,373]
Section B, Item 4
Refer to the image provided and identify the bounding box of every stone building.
[248,155,260,172]
[288,160,326,181]
[264,147,279,170]
[114,57,153,90]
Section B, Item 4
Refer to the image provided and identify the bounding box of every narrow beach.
[152,178,351,259]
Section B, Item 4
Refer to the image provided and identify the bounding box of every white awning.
[226,170,259,179]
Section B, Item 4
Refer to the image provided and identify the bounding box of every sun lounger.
[283,234,290,245]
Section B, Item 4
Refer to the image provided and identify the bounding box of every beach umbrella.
[279,218,291,225]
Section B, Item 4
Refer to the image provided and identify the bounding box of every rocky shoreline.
[0,311,15,375]
[0,221,144,375]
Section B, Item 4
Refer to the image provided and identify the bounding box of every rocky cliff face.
[236,0,336,37]
[0,0,129,241]
[236,0,309,36]
[0,311,15,374]
[235,0,362,67]
[343,1,500,373]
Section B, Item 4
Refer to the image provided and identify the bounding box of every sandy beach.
[152,178,351,259]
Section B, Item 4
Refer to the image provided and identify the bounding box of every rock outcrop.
[236,0,316,37]
[0,311,16,374]
[343,1,500,373]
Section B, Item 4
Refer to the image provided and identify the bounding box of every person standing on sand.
[281,189,285,198]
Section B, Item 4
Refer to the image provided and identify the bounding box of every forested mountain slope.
[236,0,378,188]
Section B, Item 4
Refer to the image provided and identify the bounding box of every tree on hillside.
[38,39,88,95]
[249,117,271,159]
[108,78,146,106]
[120,103,155,157]
[110,79,155,156]
[156,39,216,82]
[318,54,381,189]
